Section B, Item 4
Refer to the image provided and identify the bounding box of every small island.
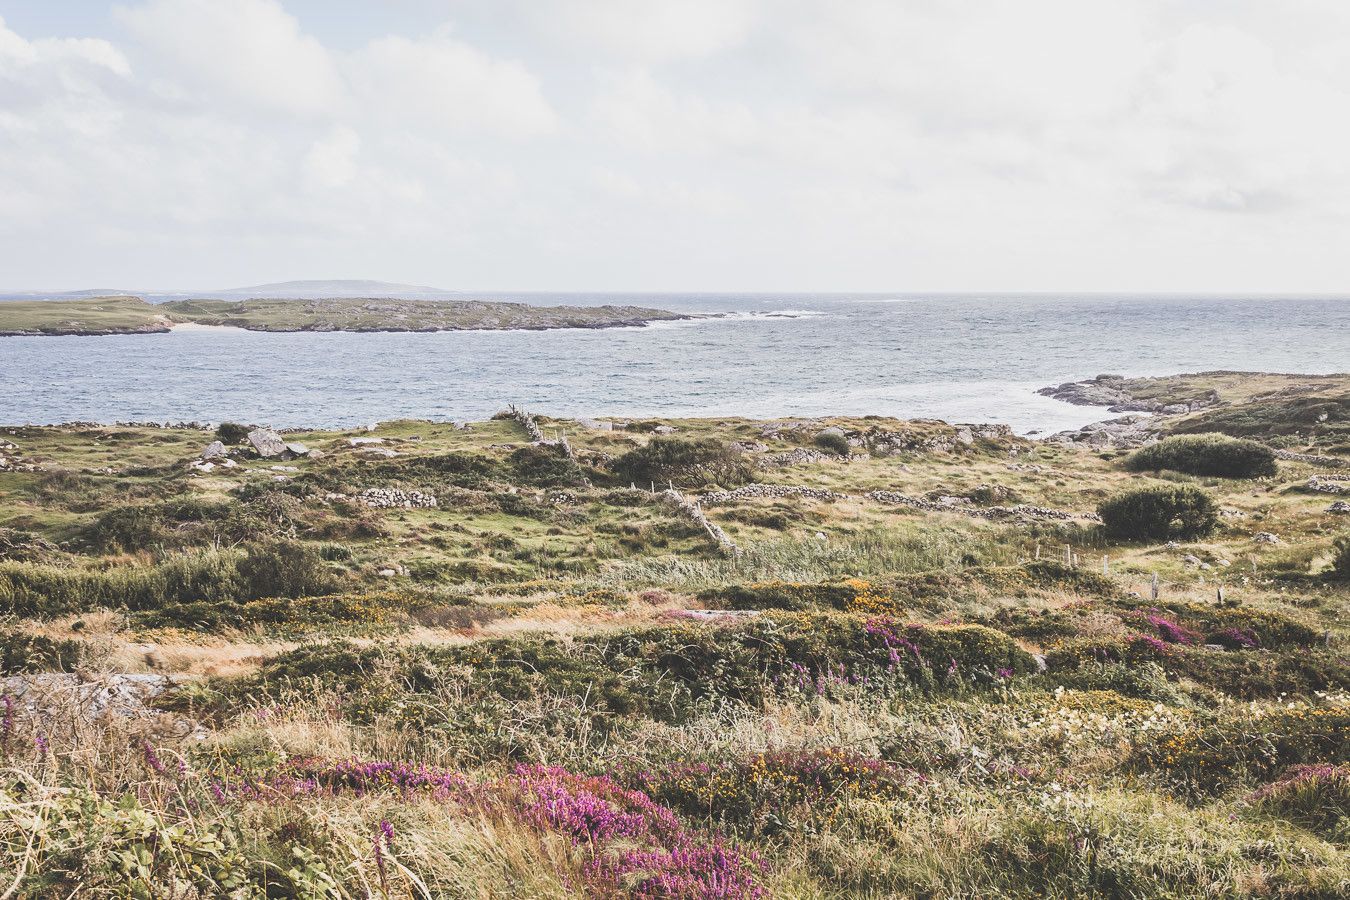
[0,294,689,337]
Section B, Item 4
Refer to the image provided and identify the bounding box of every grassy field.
[1,376,1348,897]
[0,295,686,336]
[0,295,173,336]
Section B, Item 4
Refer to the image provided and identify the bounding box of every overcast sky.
[3,0,1349,293]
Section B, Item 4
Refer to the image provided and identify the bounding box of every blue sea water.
[1,294,1347,434]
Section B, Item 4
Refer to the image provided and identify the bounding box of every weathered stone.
[284,442,310,456]
[201,440,226,460]
[1253,531,1281,544]
[247,428,286,458]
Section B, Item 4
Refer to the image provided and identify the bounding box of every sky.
[2,0,1350,293]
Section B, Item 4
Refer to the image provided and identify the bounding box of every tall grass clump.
[598,526,1019,590]
[1098,485,1217,542]
[1126,434,1277,478]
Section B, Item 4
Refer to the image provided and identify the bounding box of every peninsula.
[0,294,689,336]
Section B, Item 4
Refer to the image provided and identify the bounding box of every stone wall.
[357,488,439,509]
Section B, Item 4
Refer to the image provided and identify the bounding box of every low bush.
[214,422,251,444]
[1098,485,1217,541]
[1331,535,1350,580]
[217,613,1037,730]
[813,430,851,456]
[1248,764,1350,836]
[610,437,755,489]
[1126,434,1277,478]
[508,444,586,487]
[235,541,340,601]
[628,748,913,833]
[1139,705,1350,792]
[1113,600,1318,650]
[707,579,862,611]
[83,505,171,553]
[0,629,86,673]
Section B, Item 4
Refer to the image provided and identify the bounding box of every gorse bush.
[0,628,86,673]
[1332,535,1350,580]
[611,437,755,489]
[214,421,251,444]
[1126,434,1277,478]
[813,429,851,456]
[1098,485,1217,541]
[236,540,339,601]
[508,444,586,487]
[221,613,1036,730]
[1140,705,1350,793]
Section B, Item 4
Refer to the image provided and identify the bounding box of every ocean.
[2,293,1347,434]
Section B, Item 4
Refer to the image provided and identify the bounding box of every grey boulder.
[247,428,287,458]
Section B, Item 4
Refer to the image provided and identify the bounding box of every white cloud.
[531,0,761,63]
[303,126,360,190]
[351,33,556,138]
[3,1,1350,290]
[115,0,344,117]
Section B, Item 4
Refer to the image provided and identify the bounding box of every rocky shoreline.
[1037,374,1220,415]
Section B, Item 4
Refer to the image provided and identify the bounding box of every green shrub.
[84,505,170,553]
[707,580,862,611]
[1140,705,1350,793]
[813,430,851,456]
[0,629,86,673]
[1098,485,1217,541]
[235,541,339,600]
[509,444,586,487]
[1331,535,1350,580]
[214,422,251,444]
[215,613,1037,730]
[1126,434,1276,478]
[611,437,755,489]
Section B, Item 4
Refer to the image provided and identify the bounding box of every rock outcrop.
[1046,415,1158,450]
[1037,374,1218,414]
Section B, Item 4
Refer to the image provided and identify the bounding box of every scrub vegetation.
[1,371,1348,897]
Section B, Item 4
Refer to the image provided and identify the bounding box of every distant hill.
[0,279,459,302]
[214,280,458,299]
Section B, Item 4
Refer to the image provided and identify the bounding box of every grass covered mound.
[1127,434,1277,478]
